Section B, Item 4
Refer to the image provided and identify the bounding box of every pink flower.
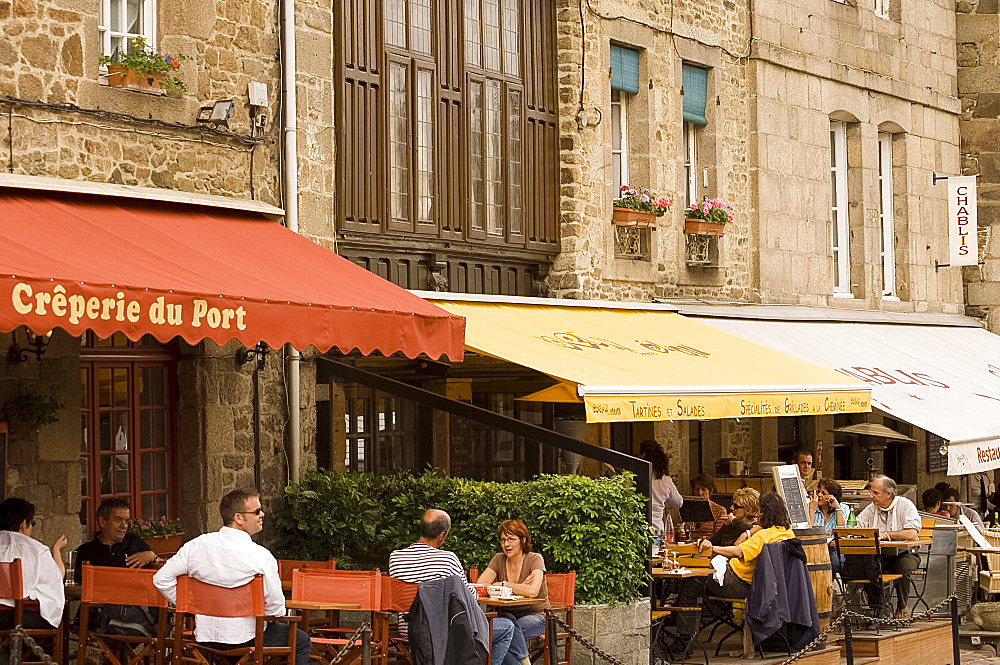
[727,214,733,222]
[640,194,649,203]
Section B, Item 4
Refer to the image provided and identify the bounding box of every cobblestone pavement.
[961,646,999,663]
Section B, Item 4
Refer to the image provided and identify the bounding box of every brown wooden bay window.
[335,0,558,252]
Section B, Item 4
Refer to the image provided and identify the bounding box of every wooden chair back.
[0,559,25,600]
[277,557,336,585]
[919,518,936,540]
[545,572,575,607]
[175,574,266,617]
[292,569,382,611]
[80,563,168,607]
[833,528,881,556]
[380,576,419,613]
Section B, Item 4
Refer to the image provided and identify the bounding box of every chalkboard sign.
[773,464,810,528]
[927,433,948,472]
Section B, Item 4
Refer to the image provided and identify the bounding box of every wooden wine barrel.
[794,527,834,634]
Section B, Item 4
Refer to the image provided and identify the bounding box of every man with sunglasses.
[154,489,311,665]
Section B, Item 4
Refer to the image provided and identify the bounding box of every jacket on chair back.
[406,575,489,665]
[746,539,820,651]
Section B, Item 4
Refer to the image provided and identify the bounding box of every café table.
[651,567,713,665]
[476,596,540,608]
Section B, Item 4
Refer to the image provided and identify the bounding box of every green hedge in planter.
[274,470,648,605]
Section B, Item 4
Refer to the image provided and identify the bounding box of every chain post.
[362,623,371,665]
[951,596,960,665]
[844,613,854,665]
[547,613,559,665]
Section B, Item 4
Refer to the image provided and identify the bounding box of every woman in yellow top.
[696,491,794,599]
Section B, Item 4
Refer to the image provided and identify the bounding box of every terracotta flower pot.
[146,532,184,556]
[612,207,656,228]
[105,64,167,95]
[684,218,726,236]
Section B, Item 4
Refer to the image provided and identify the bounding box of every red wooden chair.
[538,572,575,665]
[172,574,299,665]
[277,559,337,589]
[76,563,170,665]
[0,559,65,665]
[378,577,420,665]
[291,569,381,665]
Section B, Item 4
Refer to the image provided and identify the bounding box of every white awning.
[689,317,1000,476]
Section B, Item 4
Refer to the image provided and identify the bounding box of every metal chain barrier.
[545,611,627,665]
[777,594,959,665]
[325,621,372,665]
[10,625,57,665]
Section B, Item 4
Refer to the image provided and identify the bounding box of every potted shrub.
[99,37,189,95]
[684,198,733,236]
[130,516,185,556]
[612,185,671,228]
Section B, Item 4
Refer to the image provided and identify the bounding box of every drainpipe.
[281,0,301,483]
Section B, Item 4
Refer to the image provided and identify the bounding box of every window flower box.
[684,218,726,236]
[105,64,167,95]
[684,199,733,236]
[612,207,656,228]
[612,185,670,229]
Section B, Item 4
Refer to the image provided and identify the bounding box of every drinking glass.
[64,550,76,586]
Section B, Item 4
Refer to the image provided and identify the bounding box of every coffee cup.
[498,585,513,599]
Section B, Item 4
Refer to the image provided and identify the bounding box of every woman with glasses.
[808,478,849,572]
[477,520,547,663]
[708,487,760,547]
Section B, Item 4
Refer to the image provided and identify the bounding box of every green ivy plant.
[274,470,649,605]
[2,389,62,430]
[99,37,190,92]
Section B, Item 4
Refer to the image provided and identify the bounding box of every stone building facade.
[0,0,334,547]
[958,1,1000,332]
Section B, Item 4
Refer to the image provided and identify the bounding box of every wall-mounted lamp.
[7,329,51,364]
[197,99,235,129]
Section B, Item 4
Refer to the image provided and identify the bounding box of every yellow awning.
[432,300,872,423]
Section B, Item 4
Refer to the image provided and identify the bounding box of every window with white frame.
[878,132,896,297]
[611,89,628,200]
[830,121,850,293]
[98,0,156,57]
[874,0,889,18]
[683,122,698,209]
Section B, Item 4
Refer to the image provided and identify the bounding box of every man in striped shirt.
[389,510,528,665]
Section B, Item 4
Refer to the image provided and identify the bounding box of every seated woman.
[477,520,548,662]
[0,497,66,629]
[711,487,760,547]
[686,474,729,540]
[808,478,849,572]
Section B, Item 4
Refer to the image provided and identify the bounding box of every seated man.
[850,474,921,620]
[941,487,985,531]
[0,497,66,629]
[75,497,161,632]
[153,490,310,665]
[389,509,527,665]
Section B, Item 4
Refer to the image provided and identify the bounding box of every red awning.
[0,189,465,360]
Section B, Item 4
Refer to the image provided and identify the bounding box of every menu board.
[773,464,810,528]
[927,433,948,472]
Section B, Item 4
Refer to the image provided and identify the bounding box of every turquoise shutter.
[682,64,708,126]
[610,45,640,95]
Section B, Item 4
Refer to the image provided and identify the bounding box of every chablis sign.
[948,175,978,267]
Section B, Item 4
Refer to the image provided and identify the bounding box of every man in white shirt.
[0,498,66,629]
[851,475,921,620]
[153,490,310,665]
[389,510,526,665]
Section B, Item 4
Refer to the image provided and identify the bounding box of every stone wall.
[957,2,1000,331]
[0,331,82,549]
[550,0,754,301]
[572,598,651,665]
[754,0,964,312]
